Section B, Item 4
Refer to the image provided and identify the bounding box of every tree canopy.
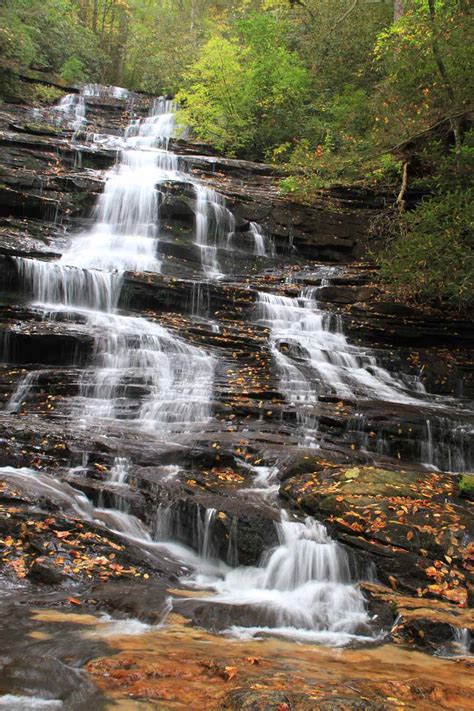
[0,0,472,309]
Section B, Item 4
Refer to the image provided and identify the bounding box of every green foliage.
[373,0,473,145]
[178,35,251,154]
[459,474,474,500]
[379,188,474,311]
[60,57,87,84]
[28,84,65,105]
[178,13,311,157]
[0,0,105,99]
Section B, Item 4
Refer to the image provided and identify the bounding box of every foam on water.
[181,515,373,644]
[0,697,63,709]
[9,99,215,434]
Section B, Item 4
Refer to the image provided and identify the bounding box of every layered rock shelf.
[0,86,472,707]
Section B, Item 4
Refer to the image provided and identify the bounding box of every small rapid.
[180,514,375,646]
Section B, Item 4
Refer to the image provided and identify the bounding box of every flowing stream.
[2,89,473,655]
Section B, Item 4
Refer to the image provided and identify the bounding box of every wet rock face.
[281,464,474,605]
[0,86,473,676]
[0,475,170,589]
[0,97,385,264]
[152,493,279,566]
[361,582,474,655]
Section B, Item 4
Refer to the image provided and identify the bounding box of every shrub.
[29,83,64,104]
[379,189,474,311]
[60,57,86,84]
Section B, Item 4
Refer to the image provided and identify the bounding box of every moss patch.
[459,474,474,501]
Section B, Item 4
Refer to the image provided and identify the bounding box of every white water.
[10,99,215,434]
[451,627,472,656]
[0,697,62,710]
[195,184,235,277]
[82,83,130,100]
[183,514,373,645]
[51,93,86,131]
[249,222,274,257]
[109,457,130,485]
[421,417,473,472]
[258,287,425,407]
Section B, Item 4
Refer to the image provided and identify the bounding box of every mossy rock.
[23,122,60,136]
[459,474,474,501]
[336,466,422,498]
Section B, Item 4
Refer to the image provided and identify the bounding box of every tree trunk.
[92,0,98,33]
[427,0,461,168]
[394,0,404,21]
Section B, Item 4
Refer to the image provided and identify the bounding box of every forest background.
[0,0,472,309]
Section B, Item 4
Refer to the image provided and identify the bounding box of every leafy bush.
[178,13,311,158]
[28,83,64,105]
[0,0,105,100]
[379,190,474,311]
[60,57,87,84]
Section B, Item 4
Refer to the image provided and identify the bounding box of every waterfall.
[194,184,235,277]
[249,222,274,257]
[9,98,214,435]
[184,515,373,645]
[5,84,473,656]
[198,508,217,559]
[51,93,86,130]
[421,417,473,472]
[257,287,424,407]
[108,457,130,485]
[82,83,131,100]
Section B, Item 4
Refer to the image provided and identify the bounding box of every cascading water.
[420,417,473,472]
[5,86,472,659]
[51,93,86,130]
[9,98,214,434]
[257,282,425,408]
[182,514,374,645]
[249,221,274,257]
[256,268,430,446]
[257,272,473,467]
[194,184,235,277]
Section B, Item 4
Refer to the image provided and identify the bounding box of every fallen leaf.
[66,597,82,606]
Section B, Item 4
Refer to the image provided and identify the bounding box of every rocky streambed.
[0,84,473,709]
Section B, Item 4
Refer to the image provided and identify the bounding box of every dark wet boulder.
[27,557,68,585]
[150,490,279,566]
[84,579,172,624]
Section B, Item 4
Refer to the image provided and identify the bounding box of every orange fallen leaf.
[66,597,82,606]
[224,666,238,681]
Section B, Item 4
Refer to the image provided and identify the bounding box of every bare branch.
[288,0,315,21]
[396,161,409,212]
[327,0,359,34]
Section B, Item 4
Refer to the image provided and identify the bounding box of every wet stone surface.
[0,83,473,708]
